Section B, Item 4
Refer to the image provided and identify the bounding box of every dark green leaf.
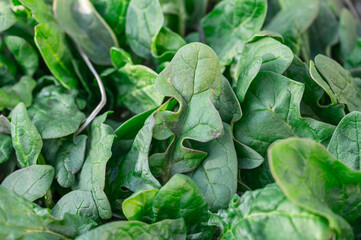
[0,134,12,164]
[28,86,86,139]
[10,102,42,168]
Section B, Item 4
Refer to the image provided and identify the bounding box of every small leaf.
[1,165,54,202]
[4,36,39,76]
[55,135,87,188]
[107,64,164,114]
[0,1,16,33]
[35,24,78,89]
[10,102,43,168]
[0,76,36,109]
[110,47,133,69]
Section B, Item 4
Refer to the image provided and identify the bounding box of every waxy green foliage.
[2,0,361,239]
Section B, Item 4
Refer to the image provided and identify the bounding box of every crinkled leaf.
[234,72,335,188]
[328,112,361,170]
[28,86,86,139]
[269,138,361,240]
[201,0,267,65]
[107,64,164,114]
[0,134,12,164]
[10,102,42,168]
[53,0,118,65]
[152,42,223,182]
[76,218,186,240]
[78,113,115,220]
[1,165,54,201]
[126,0,164,59]
[55,135,87,188]
[209,183,336,240]
[35,24,78,89]
[231,36,294,102]
[0,186,96,239]
[4,36,39,76]
[123,174,212,239]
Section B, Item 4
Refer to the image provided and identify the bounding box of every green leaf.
[0,186,96,239]
[189,123,237,212]
[234,72,335,188]
[4,36,39,76]
[209,183,336,240]
[126,0,164,59]
[265,0,319,53]
[328,112,361,170]
[0,115,11,134]
[201,0,267,65]
[53,0,118,65]
[269,138,361,239]
[10,102,43,168]
[90,0,130,43]
[122,189,159,222]
[52,190,101,221]
[2,76,36,108]
[123,174,212,239]
[1,165,54,201]
[0,134,12,164]
[285,56,345,125]
[77,113,115,220]
[107,63,164,114]
[152,42,223,181]
[346,38,361,70]
[55,135,87,188]
[231,36,294,102]
[151,27,186,64]
[35,24,78,89]
[312,54,361,112]
[76,218,186,240]
[211,76,242,125]
[19,0,55,23]
[339,9,358,62]
[118,99,177,191]
[0,1,16,33]
[110,47,133,69]
[159,0,187,36]
[307,1,338,59]
[28,86,86,139]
